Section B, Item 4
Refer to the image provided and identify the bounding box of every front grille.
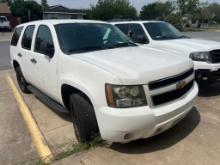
[210,49,220,63]
[149,68,194,90]
[152,80,194,106]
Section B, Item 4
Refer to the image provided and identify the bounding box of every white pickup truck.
[10,20,198,142]
[112,21,220,85]
[0,16,11,31]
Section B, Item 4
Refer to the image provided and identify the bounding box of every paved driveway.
[0,71,38,165]
[0,42,11,70]
[184,32,220,42]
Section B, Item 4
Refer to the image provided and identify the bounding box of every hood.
[74,46,193,84]
[151,38,220,56]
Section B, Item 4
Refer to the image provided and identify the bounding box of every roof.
[16,19,107,27]
[43,5,87,15]
[0,3,11,14]
[110,20,165,24]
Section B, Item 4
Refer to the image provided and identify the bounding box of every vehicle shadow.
[54,111,72,122]
[199,82,220,97]
[109,107,200,154]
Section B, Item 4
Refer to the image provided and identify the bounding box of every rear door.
[10,26,24,66]
[18,25,36,83]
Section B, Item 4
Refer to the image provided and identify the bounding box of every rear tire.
[15,66,31,94]
[69,93,100,142]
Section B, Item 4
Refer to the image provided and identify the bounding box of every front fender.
[59,77,98,109]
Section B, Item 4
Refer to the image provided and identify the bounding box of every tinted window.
[0,17,7,22]
[55,23,135,54]
[129,24,148,44]
[21,25,35,50]
[144,22,184,40]
[34,25,54,56]
[115,24,129,35]
[11,26,23,46]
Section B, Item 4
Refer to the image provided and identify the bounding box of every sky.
[36,0,220,11]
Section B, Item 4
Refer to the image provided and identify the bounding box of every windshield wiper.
[109,41,136,48]
[157,35,178,40]
[177,35,190,39]
[159,35,190,40]
[68,45,108,54]
[66,42,136,54]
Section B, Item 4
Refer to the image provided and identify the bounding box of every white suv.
[10,20,198,142]
[112,21,220,85]
[0,16,11,31]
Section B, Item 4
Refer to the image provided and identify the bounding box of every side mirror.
[136,35,148,44]
[128,31,133,38]
[45,46,54,58]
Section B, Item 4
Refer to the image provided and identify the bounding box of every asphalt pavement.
[184,31,220,42]
[0,41,11,70]
[0,71,38,165]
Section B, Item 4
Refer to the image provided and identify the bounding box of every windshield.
[0,17,7,22]
[55,23,136,54]
[144,22,187,40]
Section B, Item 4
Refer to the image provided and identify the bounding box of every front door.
[31,24,58,100]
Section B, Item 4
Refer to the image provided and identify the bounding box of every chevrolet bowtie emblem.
[176,81,186,90]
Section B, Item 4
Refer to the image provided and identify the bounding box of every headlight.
[105,84,147,108]
[190,52,210,62]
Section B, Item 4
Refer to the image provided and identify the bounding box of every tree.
[207,3,220,23]
[11,0,42,23]
[89,0,137,20]
[165,13,183,30]
[41,0,49,11]
[140,2,174,20]
[176,0,201,16]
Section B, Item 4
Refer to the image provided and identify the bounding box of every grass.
[183,27,206,32]
[36,136,105,165]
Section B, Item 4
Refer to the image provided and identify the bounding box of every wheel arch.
[61,84,95,111]
[12,60,20,69]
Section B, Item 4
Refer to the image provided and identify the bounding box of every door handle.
[30,58,37,64]
[17,53,22,57]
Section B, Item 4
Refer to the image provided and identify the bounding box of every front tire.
[15,66,31,94]
[69,93,100,142]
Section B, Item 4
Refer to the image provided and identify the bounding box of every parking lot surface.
[1,32,220,164]
[0,71,38,165]
[0,41,11,70]
[184,32,220,42]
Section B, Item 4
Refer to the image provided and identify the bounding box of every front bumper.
[0,26,10,30]
[193,61,220,83]
[96,82,198,142]
[195,69,220,82]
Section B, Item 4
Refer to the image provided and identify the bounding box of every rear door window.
[21,25,35,50]
[0,17,7,22]
[115,24,129,35]
[11,26,23,46]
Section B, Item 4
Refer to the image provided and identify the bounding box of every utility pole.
[28,9,31,21]
[24,0,31,21]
